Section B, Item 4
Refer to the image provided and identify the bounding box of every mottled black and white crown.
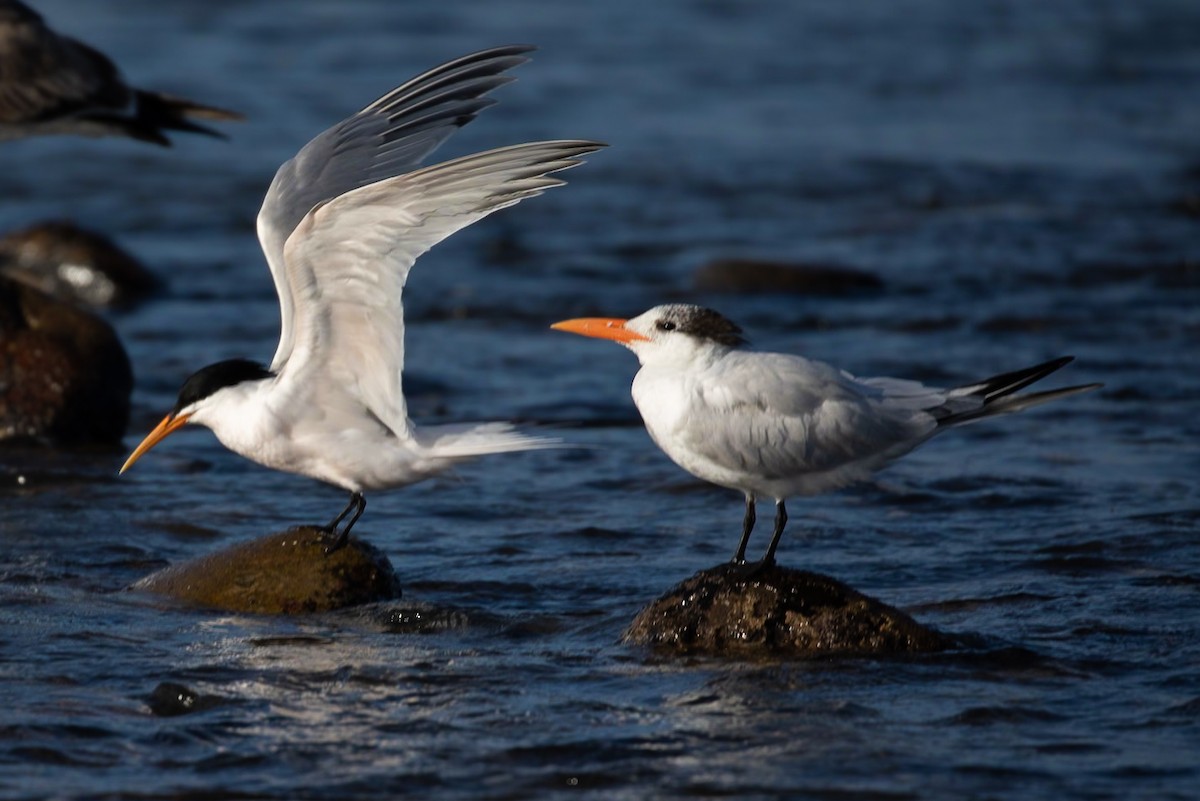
[648,304,747,347]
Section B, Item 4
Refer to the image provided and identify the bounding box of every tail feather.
[947,356,1073,401]
[126,91,244,144]
[419,422,560,459]
[934,356,1101,427]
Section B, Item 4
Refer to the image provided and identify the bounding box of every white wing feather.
[275,140,604,439]
[255,45,535,371]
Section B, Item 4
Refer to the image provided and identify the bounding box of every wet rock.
[1168,194,1200,219]
[376,604,475,633]
[624,562,948,658]
[0,276,132,445]
[0,220,161,307]
[693,258,883,295]
[146,682,226,717]
[132,526,402,615]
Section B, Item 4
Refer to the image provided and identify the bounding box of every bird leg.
[728,500,789,580]
[732,493,757,564]
[323,491,366,553]
[323,492,360,531]
[760,500,788,566]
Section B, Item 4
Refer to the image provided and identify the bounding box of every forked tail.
[123,91,244,146]
[933,356,1102,427]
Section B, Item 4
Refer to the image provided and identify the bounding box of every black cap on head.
[173,359,272,415]
[655,305,747,347]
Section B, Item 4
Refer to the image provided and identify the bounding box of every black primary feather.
[932,356,1101,427]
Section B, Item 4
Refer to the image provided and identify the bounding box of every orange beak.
[119,412,192,474]
[550,317,650,344]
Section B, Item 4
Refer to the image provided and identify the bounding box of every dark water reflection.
[2,0,1199,798]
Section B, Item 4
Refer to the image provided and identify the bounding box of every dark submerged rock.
[133,526,402,614]
[693,258,883,295]
[146,682,226,717]
[0,220,161,308]
[0,276,132,445]
[624,562,948,658]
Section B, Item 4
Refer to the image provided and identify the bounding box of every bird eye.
[656,320,677,332]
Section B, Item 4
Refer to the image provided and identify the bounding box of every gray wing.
[275,140,604,440]
[256,45,535,370]
[680,352,939,485]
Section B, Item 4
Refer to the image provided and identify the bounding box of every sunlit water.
[2,1,1198,799]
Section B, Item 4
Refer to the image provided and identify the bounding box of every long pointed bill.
[550,317,650,344]
[119,412,191,474]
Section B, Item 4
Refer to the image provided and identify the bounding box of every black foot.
[323,528,350,555]
[728,556,777,581]
[320,491,365,555]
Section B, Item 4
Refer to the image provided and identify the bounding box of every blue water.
[2,0,1199,798]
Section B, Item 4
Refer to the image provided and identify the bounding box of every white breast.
[631,364,753,492]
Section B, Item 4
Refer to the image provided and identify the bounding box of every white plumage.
[553,303,1100,565]
[121,46,603,547]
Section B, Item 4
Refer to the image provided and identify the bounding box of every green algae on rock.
[133,526,402,614]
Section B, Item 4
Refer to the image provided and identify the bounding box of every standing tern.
[119,45,604,548]
[0,0,240,144]
[552,304,1100,566]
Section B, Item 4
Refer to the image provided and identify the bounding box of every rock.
[0,220,161,308]
[0,275,132,445]
[693,258,883,295]
[133,527,402,614]
[1168,194,1200,219]
[624,562,949,658]
[146,682,226,717]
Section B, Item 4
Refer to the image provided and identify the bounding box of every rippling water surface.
[2,1,1198,798]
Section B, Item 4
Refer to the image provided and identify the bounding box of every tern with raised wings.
[120,46,603,548]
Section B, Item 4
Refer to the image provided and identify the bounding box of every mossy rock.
[133,526,401,614]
